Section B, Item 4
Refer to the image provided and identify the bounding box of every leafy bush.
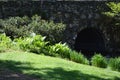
[13,37,31,50]
[28,35,48,54]
[0,16,32,39]
[109,57,120,72]
[13,35,48,54]
[70,51,89,65]
[46,43,71,58]
[91,54,107,68]
[0,15,66,44]
[29,15,66,44]
[0,34,12,52]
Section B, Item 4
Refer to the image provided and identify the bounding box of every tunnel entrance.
[74,28,105,56]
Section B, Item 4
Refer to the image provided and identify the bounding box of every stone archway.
[74,28,105,56]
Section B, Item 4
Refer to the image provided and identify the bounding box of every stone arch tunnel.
[74,28,105,55]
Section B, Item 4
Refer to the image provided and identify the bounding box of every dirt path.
[0,69,40,80]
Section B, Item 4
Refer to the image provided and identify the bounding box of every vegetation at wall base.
[0,15,66,44]
[13,35,48,54]
[0,33,89,65]
[91,54,107,68]
[14,36,89,65]
[30,15,66,44]
[70,51,89,65]
[0,16,32,39]
[0,33,12,52]
[109,57,120,72]
[0,32,120,72]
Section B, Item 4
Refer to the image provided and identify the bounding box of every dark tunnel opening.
[74,28,105,56]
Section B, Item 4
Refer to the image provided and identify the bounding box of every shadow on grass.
[0,60,40,80]
[0,60,120,80]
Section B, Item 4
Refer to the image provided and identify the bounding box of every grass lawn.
[0,51,120,80]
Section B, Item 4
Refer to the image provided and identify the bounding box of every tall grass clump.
[70,51,89,65]
[91,54,107,68]
[109,57,120,72]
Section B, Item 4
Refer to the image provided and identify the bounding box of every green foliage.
[1,33,120,70]
[29,15,66,44]
[91,54,107,68]
[104,2,120,17]
[0,16,32,39]
[0,15,66,44]
[109,57,120,72]
[13,37,31,50]
[13,35,48,54]
[70,51,89,65]
[13,35,89,65]
[103,2,120,26]
[103,2,120,48]
[0,34,12,52]
[47,43,71,58]
[46,42,89,65]
[28,35,48,54]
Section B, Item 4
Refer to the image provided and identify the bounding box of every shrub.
[70,51,89,65]
[13,37,31,50]
[0,16,32,39]
[29,15,66,44]
[0,15,66,44]
[109,57,120,72]
[0,34,12,52]
[28,35,48,54]
[91,54,107,68]
[13,35,48,54]
[47,43,71,58]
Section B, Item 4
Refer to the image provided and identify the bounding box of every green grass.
[0,51,120,80]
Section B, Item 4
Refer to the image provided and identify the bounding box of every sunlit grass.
[0,51,120,80]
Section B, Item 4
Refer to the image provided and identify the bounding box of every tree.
[103,2,120,48]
